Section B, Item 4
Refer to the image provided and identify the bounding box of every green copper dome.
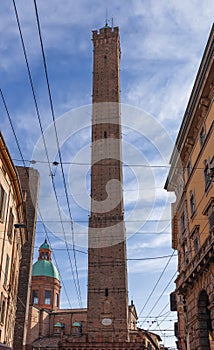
[32,259,60,280]
[39,240,51,250]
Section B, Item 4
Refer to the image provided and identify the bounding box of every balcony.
[176,229,214,292]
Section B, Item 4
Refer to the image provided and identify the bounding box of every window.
[0,186,7,222]
[204,160,211,189]
[208,211,214,231]
[7,208,14,242]
[200,126,206,147]
[187,161,192,178]
[4,255,10,286]
[190,190,196,216]
[1,300,5,324]
[182,241,189,265]
[194,237,199,253]
[190,225,200,255]
[104,131,107,138]
[32,290,39,304]
[44,290,51,305]
[180,212,185,234]
[55,293,59,307]
[203,199,214,233]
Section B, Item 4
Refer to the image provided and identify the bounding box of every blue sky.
[0,1,214,347]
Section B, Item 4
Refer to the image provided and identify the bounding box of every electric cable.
[38,212,73,308]
[12,0,82,308]
[138,250,176,320]
[145,270,177,331]
[33,0,82,307]
[0,87,73,309]
[11,157,210,169]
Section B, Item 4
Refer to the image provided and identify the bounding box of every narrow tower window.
[44,290,51,305]
[105,288,109,297]
[32,290,39,304]
[104,131,107,138]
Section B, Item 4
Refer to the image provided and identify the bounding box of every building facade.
[0,132,27,347]
[0,132,39,349]
[165,24,214,349]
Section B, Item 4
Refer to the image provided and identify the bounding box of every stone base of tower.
[59,340,148,350]
[26,303,164,350]
[31,330,161,350]
[58,330,162,349]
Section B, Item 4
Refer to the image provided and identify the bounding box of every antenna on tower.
[105,8,108,26]
[111,17,114,28]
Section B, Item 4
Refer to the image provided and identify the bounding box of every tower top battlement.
[92,26,119,41]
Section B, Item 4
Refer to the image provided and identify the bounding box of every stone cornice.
[165,24,214,188]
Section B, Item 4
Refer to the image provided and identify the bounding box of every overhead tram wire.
[155,310,174,330]
[12,0,82,308]
[155,303,171,319]
[33,0,82,307]
[0,89,73,309]
[0,89,26,168]
[38,211,73,309]
[0,233,178,261]
[139,250,176,322]
[11,157,208,169]
[145,270,178,331]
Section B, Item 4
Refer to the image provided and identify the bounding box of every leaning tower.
[87,23,129,343]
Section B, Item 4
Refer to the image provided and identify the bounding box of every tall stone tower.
[87,24,128,342]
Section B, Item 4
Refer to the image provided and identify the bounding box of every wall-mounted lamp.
[14,223,27,229]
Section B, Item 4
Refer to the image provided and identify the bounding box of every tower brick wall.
[87,25,128,342]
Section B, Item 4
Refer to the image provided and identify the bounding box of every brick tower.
[87,24,129,342]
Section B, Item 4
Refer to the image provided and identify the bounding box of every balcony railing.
[176,229,214,291]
